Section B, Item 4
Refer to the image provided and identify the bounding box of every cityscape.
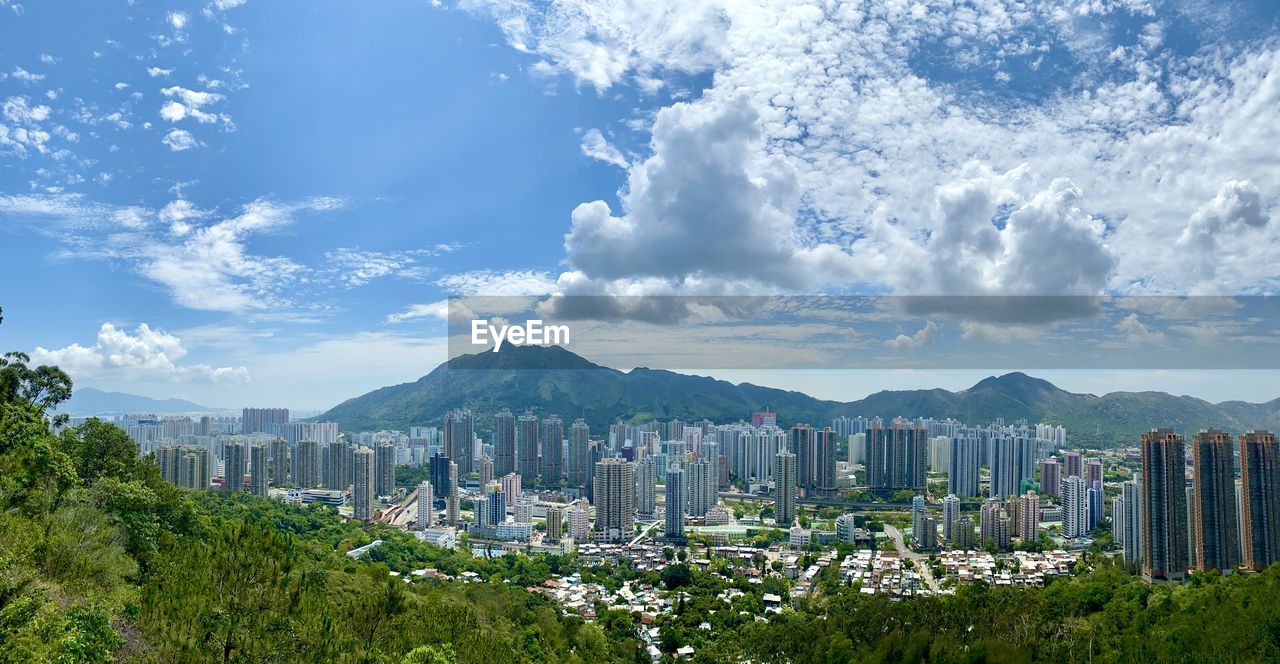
[3,0,1280,661]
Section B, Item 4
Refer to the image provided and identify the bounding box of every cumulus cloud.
[161,128,200,151]
[579,128,627,167]
[563,97,857,292]
[32,323,250,384]
[167,11,188,30]
[887,320,939,351]
[159,86,228,124]
[465,0,1280,310]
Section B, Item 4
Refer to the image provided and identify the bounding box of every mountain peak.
[443,344,607,372]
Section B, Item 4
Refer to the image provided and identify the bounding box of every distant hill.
[61,387,213,415]
[318,346,1280,445]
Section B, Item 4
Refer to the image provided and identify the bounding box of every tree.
[60,418,140,486]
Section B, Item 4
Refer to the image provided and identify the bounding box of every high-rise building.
[813,427,837,497]
[567,418,591,486]
[294,440,318,488]
[323,441,349,490]
[988,431,1037,499]
[687,458,715,517]
[517,410,539,484]
[541,415,564,485]
[445,461,459,526]
[665,464,685,539]
[353,446,376,522]
[917,515,938,551]
[429,454,452,505]
[1191,429,1240,573]
[592,459,634,542]
[500,472,522,507]
[1085,458,1104,490]
[567,502,590,542]
[223,441,247,492]
[774,450,797,527]
[514,495,535,524]
[545,505,564,542]
[1040,457,1062,497]
[1062,475,1089,539]
[1063,451,1083,480]
[270,439,290,487]
[375,442,396,497]
[949,432,981,498]
[444,409,475,475]
[848,432,867,465]
[635,457,657,515]
[1018,491,1040,542]
[955,515,976,550]
[867,420,927,492]
[1240,430,1280,572]
[942,494,960,543]
[417,481,433,530]
[241,407,289,435]
[980,498,1010,549]
[1118,479,1143,566]
[1088,480,1104,531]
[485,484,507,529]
[789,424,815,492]
[478,456,494,487]
[911,495,927,548]
[1141,428,1189,583]
[249,444,269,497]
[493,408,517,477]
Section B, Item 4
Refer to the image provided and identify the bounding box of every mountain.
[319,346,1280,445]
[319,345,838,432]
[60,387,213,414]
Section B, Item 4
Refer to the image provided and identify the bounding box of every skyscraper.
[353,446,375,522]
[813,427,837,497]
[980,498,1010,549]
[295,440,319,488]
[241,407,289,435]
[567,418,591,486]
[687,458,715,517]
[500,472,522,507]
[541,415,564,485]
[249,444,269,497]
[592,458,634,542]
[1119,479,1144,567]
[417,481,433,530]
[1240,430,1280,572]
[1085,458,1104,490]
[1018,491,1040,542]
[635,457,657,515]
[911,495,927,548]
[664,464,685,539]
[323,441,348,490]
[1142,428,1189,583]
[444,408,475,475]
[270,438,290,487]
[1062,475,1088,539]
[774,450,797,528]
[445,460,459,526]
[1063,451,1083,480]
[949,431,981,498]
[1040,456,1062,497]
[545,505,564,542]
[867,420,927,492]
[223,440,247,492]
[517,410,539,484]
[1191,429,1240,573]
[375,442,396,497]
[942,494,960,543]
[789,424,815,492]
[493,408,516,477]
[478,456,494,487]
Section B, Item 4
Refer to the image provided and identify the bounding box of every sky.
[0,0,1278,410]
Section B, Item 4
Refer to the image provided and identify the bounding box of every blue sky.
[1,0,1278,410]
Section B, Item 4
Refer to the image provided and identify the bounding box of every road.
[884,524,940,592]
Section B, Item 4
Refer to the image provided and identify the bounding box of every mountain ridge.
[317,345,1280,445]
[60,387,214,414]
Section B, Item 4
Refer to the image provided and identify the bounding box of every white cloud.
[1176,179,1271,281]
[466,0,1280,306]
[161,128,201,151]
[1,96,54,156]
[167,11,188,30]
[1114,313,1166,346]
[438,269,558,296]
[887,320,939,351]
[324,247,434,287]
[147,66,174,77]
[39,53,56,64]
[159,86,228,124]
[578,128,627,167]
[385,300,450,324]
[32,322,250,384]
[10,67,45,83]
